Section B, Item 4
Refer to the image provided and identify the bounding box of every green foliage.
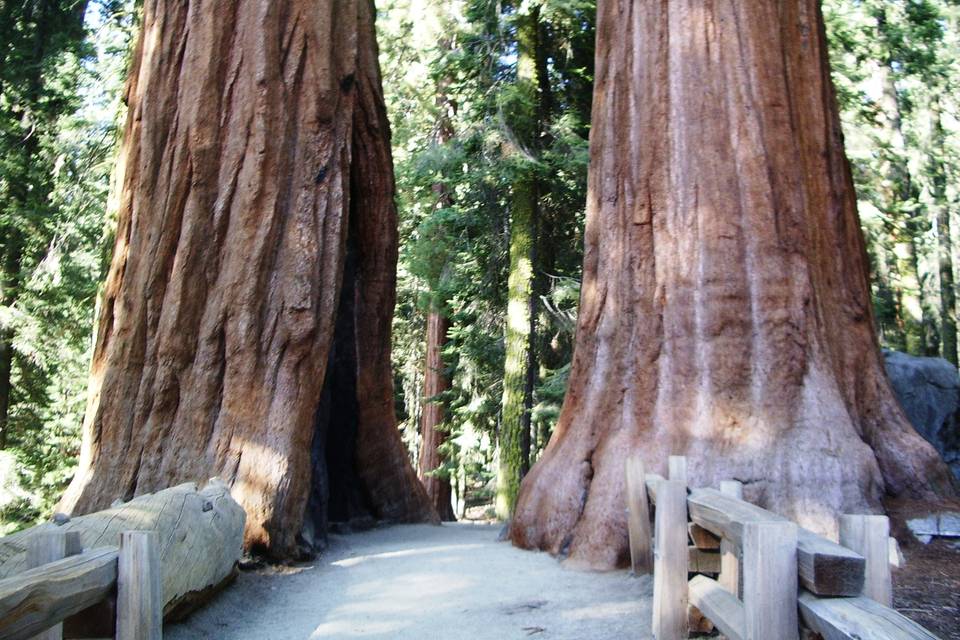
[380,0,593,515]
[0,1,135,532]
[824,0,960,361]
[3,0,959,530]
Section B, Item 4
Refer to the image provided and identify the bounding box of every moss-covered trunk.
[496,8,542,520]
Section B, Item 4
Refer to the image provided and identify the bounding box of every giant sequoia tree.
[59,0,436,555]
[510,0,956,569]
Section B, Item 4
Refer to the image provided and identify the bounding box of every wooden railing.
[0,529,161,640]
[627,455,942,640]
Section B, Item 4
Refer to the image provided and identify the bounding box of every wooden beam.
[0,548,118,640]
[688,575,745,640]
[688,523,721,550]
[652,480,688,640]
[625,456,653,575]
[795,528,865,597]
[798,591,940,640]
[27,531,71,640]
[742,520,798,640]
[839,515,892,606]
[719,480,743,499]
[645,473,665,504]
[687,488,865,596]
[688,546,721,574]
[687,602,716,635]
[668,455,687,485]
[718,481,742,597]
[116,532,162,640]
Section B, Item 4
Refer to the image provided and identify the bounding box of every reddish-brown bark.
[59,0,436,556]
[418,310,456,521]
[510,0,956,569]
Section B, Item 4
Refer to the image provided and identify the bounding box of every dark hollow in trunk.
[306,226,376,550]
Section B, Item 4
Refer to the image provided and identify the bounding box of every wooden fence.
[0,529,162,640]
[628,455,942,640]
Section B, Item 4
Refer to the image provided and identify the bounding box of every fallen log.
[0,480,244,620]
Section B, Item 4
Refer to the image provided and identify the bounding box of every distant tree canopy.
[385,0,960,521]
[824,0,960,363]
[0,0,134,531]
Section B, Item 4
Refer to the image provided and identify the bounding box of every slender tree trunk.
[0,239,18,450]
[931,92,957,366]
[871,240,907,351]
[496,8,541,519]
[876,12,934,355]
[416,59,457,521]
[59,0,437,557]
[0,330,12,450]
[418,310,455,521]
[510,0,956,569]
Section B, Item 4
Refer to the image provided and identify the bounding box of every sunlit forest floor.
[162,517,960,639]
[166,524,650,639]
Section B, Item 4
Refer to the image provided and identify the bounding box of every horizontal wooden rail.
[644,473,665,503]
[687,488,865,596]
[687,546,720,573]
[799,590,940,639]
[0,546,118,640]
[640,456,943,640]
[689,575,744,640]
[688,523,720,549]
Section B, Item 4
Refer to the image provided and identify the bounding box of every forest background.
[1,0,958,532]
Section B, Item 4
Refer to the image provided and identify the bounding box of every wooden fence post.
[718,480,742,597]
[625,456,654,575]
[668,456,688,485]
[652,480,688,640]
[839,515,892,607]
[117,531,162,640]
[26,530,81,640]
[27,531,66,640]
[742,520,798,640]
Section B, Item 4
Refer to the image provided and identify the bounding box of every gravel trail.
[166,523,652,639]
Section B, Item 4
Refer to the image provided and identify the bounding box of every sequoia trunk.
[59,0,436,556]
[418,310,455,521]
[510,0,956,569]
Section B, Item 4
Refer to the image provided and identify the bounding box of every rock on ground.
[166,523,651,640]
[884,349,960,479]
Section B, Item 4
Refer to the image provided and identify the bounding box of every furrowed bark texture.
[418,310,455,521]
[510,0,956,570]
[59,0,435,556]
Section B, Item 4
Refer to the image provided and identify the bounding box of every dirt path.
[166,523,651,640]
